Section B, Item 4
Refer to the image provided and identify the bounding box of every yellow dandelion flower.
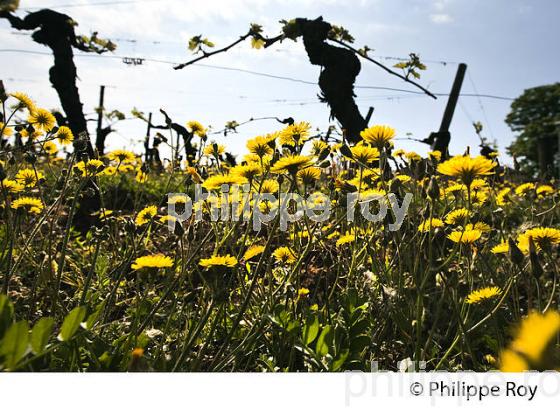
[517,227,560,252]
[132,347,144,359]
[491,241,509,254]
[471,189,489,206]
[515,182,535,196]
[231,163,262,180]
[131,254,173,270]
[102,166,117,176]
[243,245,265,261]
[500,311,560,372]
[1,179,24,194]
[185,166,203,183]
[159,215,177,224]
[445,208,470,225]
[537,185,554,196]
[327,230,340,240]
[43,140,58,155]
[258,179,280,194]
[106,149,136,163]
[74,159,104,177]
[346,145,380,164]
[447,228,482,244]
[202,173,248,190]
[247,135,274,157]
[394,174,411,183]
[511,311,560,363]
[186,120,207,137]
[336,233,356,247]
[466,222,491,233]
[15,168,44,187]
[311,140,329,156]
[270,154,314,175]
[297,287,310,298]
[297,167,321,184]
[443,182,464,196]
[199,254,238,268]
[428,150,442,161]
[135,170,148,183]
[244,153,272,168]
[500,349,529,372]
[484,354,497,365]
[0,122,13,137]
[56,126,74,145]
[168,194,189,205]
[466,286,501,304]
[28,108,56,132]
[360,125,396,148]
[204,143,225,157]
[418,218,444,233]
[135,205,158,226]
[496,187,511,206]
[290,230,310,241]
[119,164,135,173]
[437,155,496,186]
[470,179,488,190]
[273,246,296,264]
[19,129,43,140]
[405,151,421,161]
[11,196,44,214]
[278,121,311,146]
[10,92,36,113]
[331,143,343,152]
[97,209,113,220]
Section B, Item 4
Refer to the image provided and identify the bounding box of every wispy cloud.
[430,13,454,24]
[433,0,449,12]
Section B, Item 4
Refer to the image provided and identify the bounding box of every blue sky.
[1,0,559,161]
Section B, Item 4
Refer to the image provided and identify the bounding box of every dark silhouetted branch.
[330,39,437,100]
[174,33,251,70]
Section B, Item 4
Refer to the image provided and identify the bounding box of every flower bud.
[427,177,440,201]
[528,236,543,278]
[24,153,37,164]
[508,237,524,267]
[174,220,184,237]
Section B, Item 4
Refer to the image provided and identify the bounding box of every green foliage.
[328,25,355,43]
[188,35,215,53]
[280,19,300,41]
[31,318,54,354]
[506,83,560,176]
[0,0,19,12]
[249,23,263,36]
[357,45,373,58]
[77,32,117,53]
[0,321,29,369]
[303,313,319,346]
[224,120,240,135]
[0,294,14,336]
[58,306,86,342]
[265,289,370,371]
[393,53,427,79]
[131,107,147,121]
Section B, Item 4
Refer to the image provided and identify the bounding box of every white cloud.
[430,13,453,24]
[432,0,454,12]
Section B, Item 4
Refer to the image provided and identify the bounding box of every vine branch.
[174,32,252,70]
[330,38,437,99]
